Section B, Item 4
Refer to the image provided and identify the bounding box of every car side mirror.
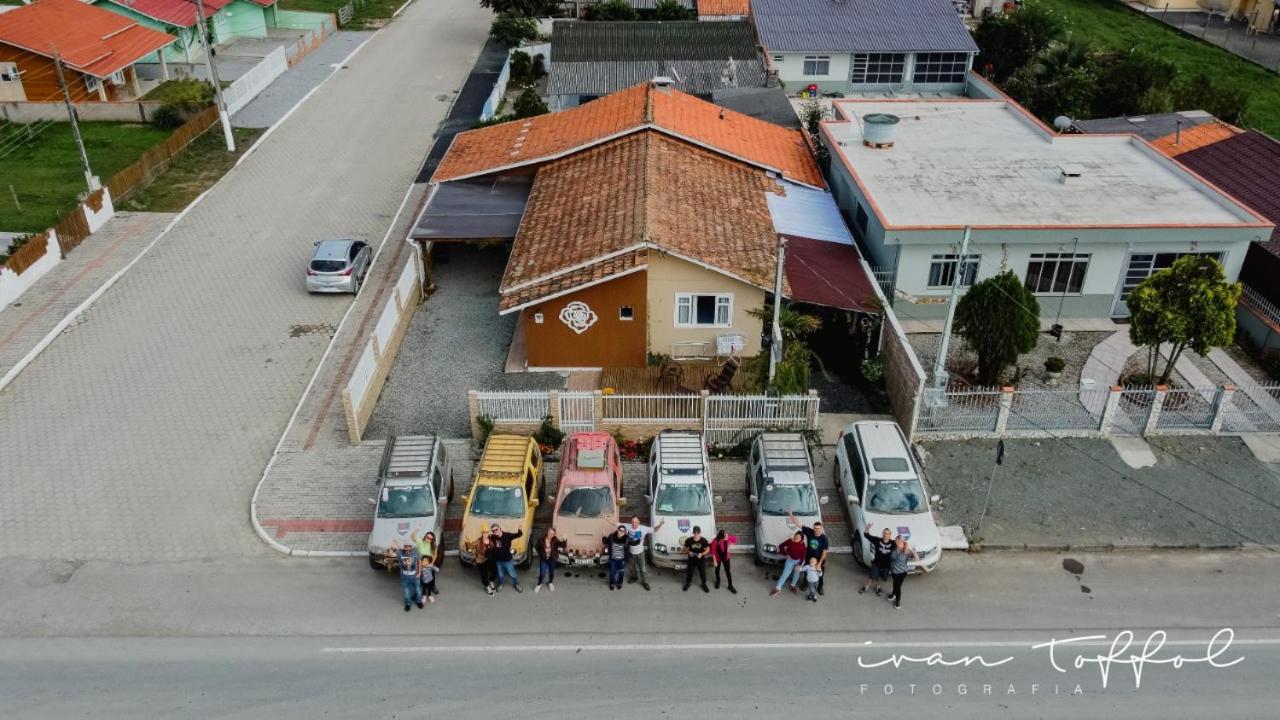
[644,494,652,503]
[748,494,758,504]
[714,495,723,504]
[367,498,377,505]
[820,495,830,505]
[847,494,860,506]
[438,495,448,503]
[617,497,626,505]
[530,498,540,508]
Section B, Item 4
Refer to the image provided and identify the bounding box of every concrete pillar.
[548,390,561,430]
[699,389,711,435]
[1143,385,1169,437]
[1210,384,1237,434]
[995,386,1014,435]
[807,389,820,429]
[1099,385,1123,435]
[129,66,142,97]
[592,390,604,429]
[467,390,481,441]
[96,80,108,102]
[159,54,170,81]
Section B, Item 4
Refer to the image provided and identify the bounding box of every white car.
[646,431,716,569]
[367,435,452,570]
[746,433,825,564]
[833,421,941,573]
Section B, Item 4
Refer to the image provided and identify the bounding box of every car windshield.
[310,259,347,273]
[655,483,711,516]
[760,482,819,516]
[470,485,525,517]
[558,486,613,518]
[865,478,926,514]
[377,484,433,518]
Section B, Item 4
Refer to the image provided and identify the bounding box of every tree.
[480,0,553,16]
[747,304,822,342]
[1173,74,1249,125]
[1091,50,1176,118]
[513,87,549,118]
[972,5,1063,83]
[954,271,1041,386]
[490,14,539,47]
[1126,256,1240,386]
[583,0,639,21]
[1003,39,1096,122]
[654,0,695,20]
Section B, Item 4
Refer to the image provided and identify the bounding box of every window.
[802,56,830,77]
[927,254,980,288]
[854,204,869,241]
[84,75,101,92]
[772,55,784,63]
[851,53,905,84]
[912,52,970,84]
[0,63,18,82]
[557,486,613,518]
[1025,253,1091,295]
[1117,252,1222,305]
[107,70,126,86]
[675,293,732,327]
[619,305,634,321]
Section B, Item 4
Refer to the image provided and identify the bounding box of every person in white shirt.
[625,516,664,591]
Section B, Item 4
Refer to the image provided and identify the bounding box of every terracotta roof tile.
[100,0,233,27]
[1149,120,1241,157]
[0,0,176,77]
[433,82,824,188]
[499,249,648,311]
[698,0,751,15]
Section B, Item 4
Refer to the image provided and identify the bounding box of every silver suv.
[368,435,452,570]
[746,433,825,564]
[306,238,371,294]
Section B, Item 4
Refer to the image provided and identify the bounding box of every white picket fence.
[224,47,288,115]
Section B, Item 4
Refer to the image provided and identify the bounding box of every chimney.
[1174,119,1183,146]
[1059,164,1085,184]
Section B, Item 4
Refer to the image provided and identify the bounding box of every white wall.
[771,52,852,88]
[0,230,60,314]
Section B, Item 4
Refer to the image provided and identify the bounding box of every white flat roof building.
[822,98,1270,230]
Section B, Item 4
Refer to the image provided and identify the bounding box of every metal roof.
[380,435,436,480]
[411,177,532,241]
[551,20,756,62]
[712,87,802,129]
[1072,110,1215,141]
[547,59,768,97]
[760,434,810,472]
[749,0,978,54]
[767,182,854,246]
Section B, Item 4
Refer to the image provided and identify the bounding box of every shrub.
[654,0,695,20]
[533,415,564,452]
[954,271,1041,386]
[150,104,186,130]
[860,357,885,384]
[1044,356,1065,373]
[490,13,539,46]
[584,0,638,20]
[509,50,533,87]
[513,87,548,119]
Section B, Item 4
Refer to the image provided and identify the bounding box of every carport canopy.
[783,235,881,314]
[411,176,532,241]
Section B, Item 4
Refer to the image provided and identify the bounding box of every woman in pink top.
[710,530,738,594]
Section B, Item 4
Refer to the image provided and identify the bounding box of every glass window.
[871,457,910,473]
[912,52,970,84]
[1117,251,1223,305]
[470,485,525,517]
[377,484,433,518]
[851,53,905,84]
[1025,253,1091,295]
[557,486,613,518]
[310,259,347,273]
[675,293,732,327]
[803,56,830,76]
[654,483,712,515]
[927,254,980,288]
[864,478,926,514]
[760,483,819,516]
[619,305,634,320]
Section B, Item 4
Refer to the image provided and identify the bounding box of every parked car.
[746,433,825,564]
[833,421,941,573]
[367,435,452,571]
[458,434,543,568]
[551,432,625,566]
[647,430,715,570]
[305,238,371,294]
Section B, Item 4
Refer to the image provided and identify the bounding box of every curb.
[977,542,1247,552]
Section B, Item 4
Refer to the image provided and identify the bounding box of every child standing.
[801,557,823,603]
[420,556,438,603]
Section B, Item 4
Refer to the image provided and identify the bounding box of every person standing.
[489,524,524,593]
[474,529,496,596]
[397,542,423,612]
[885,536,920,610]
[413,529,441,599]
[682,526,711,593]
[800,557,823,603]
[770,530,808,597]
[787,511,829,595]
[625,516,663,591]
[420,555,438,604]
[859,523,895,596]
[709,529,737,594]
[534,527,566,593]
[603,525,630,590]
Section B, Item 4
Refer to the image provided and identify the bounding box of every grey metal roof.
[411,177,532,240]
[551,20,758,62]
[548,58,768,96]
[749,0,978,54]
[1072,110,1215,141]
[711,86,801,129]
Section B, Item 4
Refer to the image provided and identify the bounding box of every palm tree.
[747,304,821,342]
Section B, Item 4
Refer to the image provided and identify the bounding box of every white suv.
[647,431,716,570]
[833,421,940,573]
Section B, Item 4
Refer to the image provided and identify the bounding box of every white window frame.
[84,75,101,92]
[675,293,733,328]
[0,62,18,83]
[802,56,830,77]
[619,305,634,321]
[927,254,980,289]
[107,70,126,86]
[851,53,906,84]
[1024,253,1091,296]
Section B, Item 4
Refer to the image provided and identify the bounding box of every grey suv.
[306,238,371,294]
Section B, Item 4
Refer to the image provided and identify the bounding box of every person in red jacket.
[709,529,737,594]
[770,530,808,597]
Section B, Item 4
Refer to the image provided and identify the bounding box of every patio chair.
[703,355,741,394]
[656,358,695,394]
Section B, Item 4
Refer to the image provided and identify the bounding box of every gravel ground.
[1222,345,1276,384]
[366,245,565,439]
[907,331,1111,388]
[1118,348,1232,387]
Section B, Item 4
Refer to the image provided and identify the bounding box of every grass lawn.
[279,0,407,27]
[121,126,264,212]
[1035,0,1280,136]
[0,122,171,234]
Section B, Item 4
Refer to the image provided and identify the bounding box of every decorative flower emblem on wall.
[559,301,598,334]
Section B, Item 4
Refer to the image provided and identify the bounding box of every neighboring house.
[416,81,878,369]
[1073,110,1241,158]
[1174,131,1280,347]
[545,20,769,110]
[1133,0,1278,33]
[698,0,749,19]
[95,0,280,64]
[749,0,978,96]
[0,0,176,102]
[820,78,1274,323]
[711,86,801,129]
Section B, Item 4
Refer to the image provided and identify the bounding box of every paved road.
[1,552,1276,716]
[0,0,492,561]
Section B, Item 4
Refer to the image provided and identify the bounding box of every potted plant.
[1044,356,1065,383]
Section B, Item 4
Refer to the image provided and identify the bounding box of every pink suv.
[551,432,625,565]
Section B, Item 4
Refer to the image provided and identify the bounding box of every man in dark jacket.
[489,524,524,593]
[860,523,895,596]
[682,526,711,593]
[603,525,630,590]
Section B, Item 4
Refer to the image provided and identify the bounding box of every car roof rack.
[762,434,809,471]
[658,432,705,475]
[380,435,436,479]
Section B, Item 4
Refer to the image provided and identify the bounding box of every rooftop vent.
[1059,164,1085,184]
[652,76,676,88]
[862,113,900,148]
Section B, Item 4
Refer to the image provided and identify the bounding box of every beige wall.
[646,253,765,358]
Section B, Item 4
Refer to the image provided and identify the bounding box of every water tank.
[862,113,900,148]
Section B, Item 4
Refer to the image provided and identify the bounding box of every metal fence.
[1112,387,1155,436]
[475,391,550,421]
[602,394,701,422]
[1156,387,1218,430]
[1241,285,1280,330]
[1220,383,1280,433]
[917,387,1002,433]
[703,394,821,445]
[1005,388,1107,432]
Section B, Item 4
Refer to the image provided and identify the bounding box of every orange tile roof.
[0,0,176,78]
[433,82,824,188]
[698,0,750,15]
[1149,120,1241,157]
[498,131,788,311]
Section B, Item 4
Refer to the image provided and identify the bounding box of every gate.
[558,391,596,433]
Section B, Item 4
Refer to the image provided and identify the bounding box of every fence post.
[1210,384,1236,434]
[468,390,481,441]
[549,389,562,429]
[700,389,711,435]
[592,390,604,429]
[807,389,820,430]
[995,386,1014,435]
[1143,385,1168,436]
[1099,385,1123,435]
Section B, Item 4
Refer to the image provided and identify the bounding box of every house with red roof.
[0,0,177,103]
[93,0,281,65]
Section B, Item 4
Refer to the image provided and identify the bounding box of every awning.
[767,182,854,245]
[783,235,881,314]
[411,177,532,241]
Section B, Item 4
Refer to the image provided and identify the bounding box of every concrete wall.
[0,101,164,122]
[646,253,765,358]
[223,0,270,39]
[0,230,59,314]
[342,260,422,442]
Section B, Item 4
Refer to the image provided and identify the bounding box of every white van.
[833,421,940,572]
[647,431,716,570]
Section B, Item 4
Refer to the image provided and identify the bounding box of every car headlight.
[917,545,939,558]
[763,544,777,553]
[654,543,667,554]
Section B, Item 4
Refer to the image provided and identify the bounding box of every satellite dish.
[1053,115,1073,132]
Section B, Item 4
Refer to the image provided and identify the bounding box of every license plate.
[674,563,687,570]
[574,557,594,566]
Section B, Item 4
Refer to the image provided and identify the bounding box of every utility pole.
[194,0,235,151]
[53,50,98,193]
[767,236,788,383]
[931,225,971,391]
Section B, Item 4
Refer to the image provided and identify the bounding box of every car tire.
[753,552,764,567]
[369,555,383,571]
[519,551,532,570]
[352,276,361,295]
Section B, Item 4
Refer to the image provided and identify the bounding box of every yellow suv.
[459,434,544,567]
